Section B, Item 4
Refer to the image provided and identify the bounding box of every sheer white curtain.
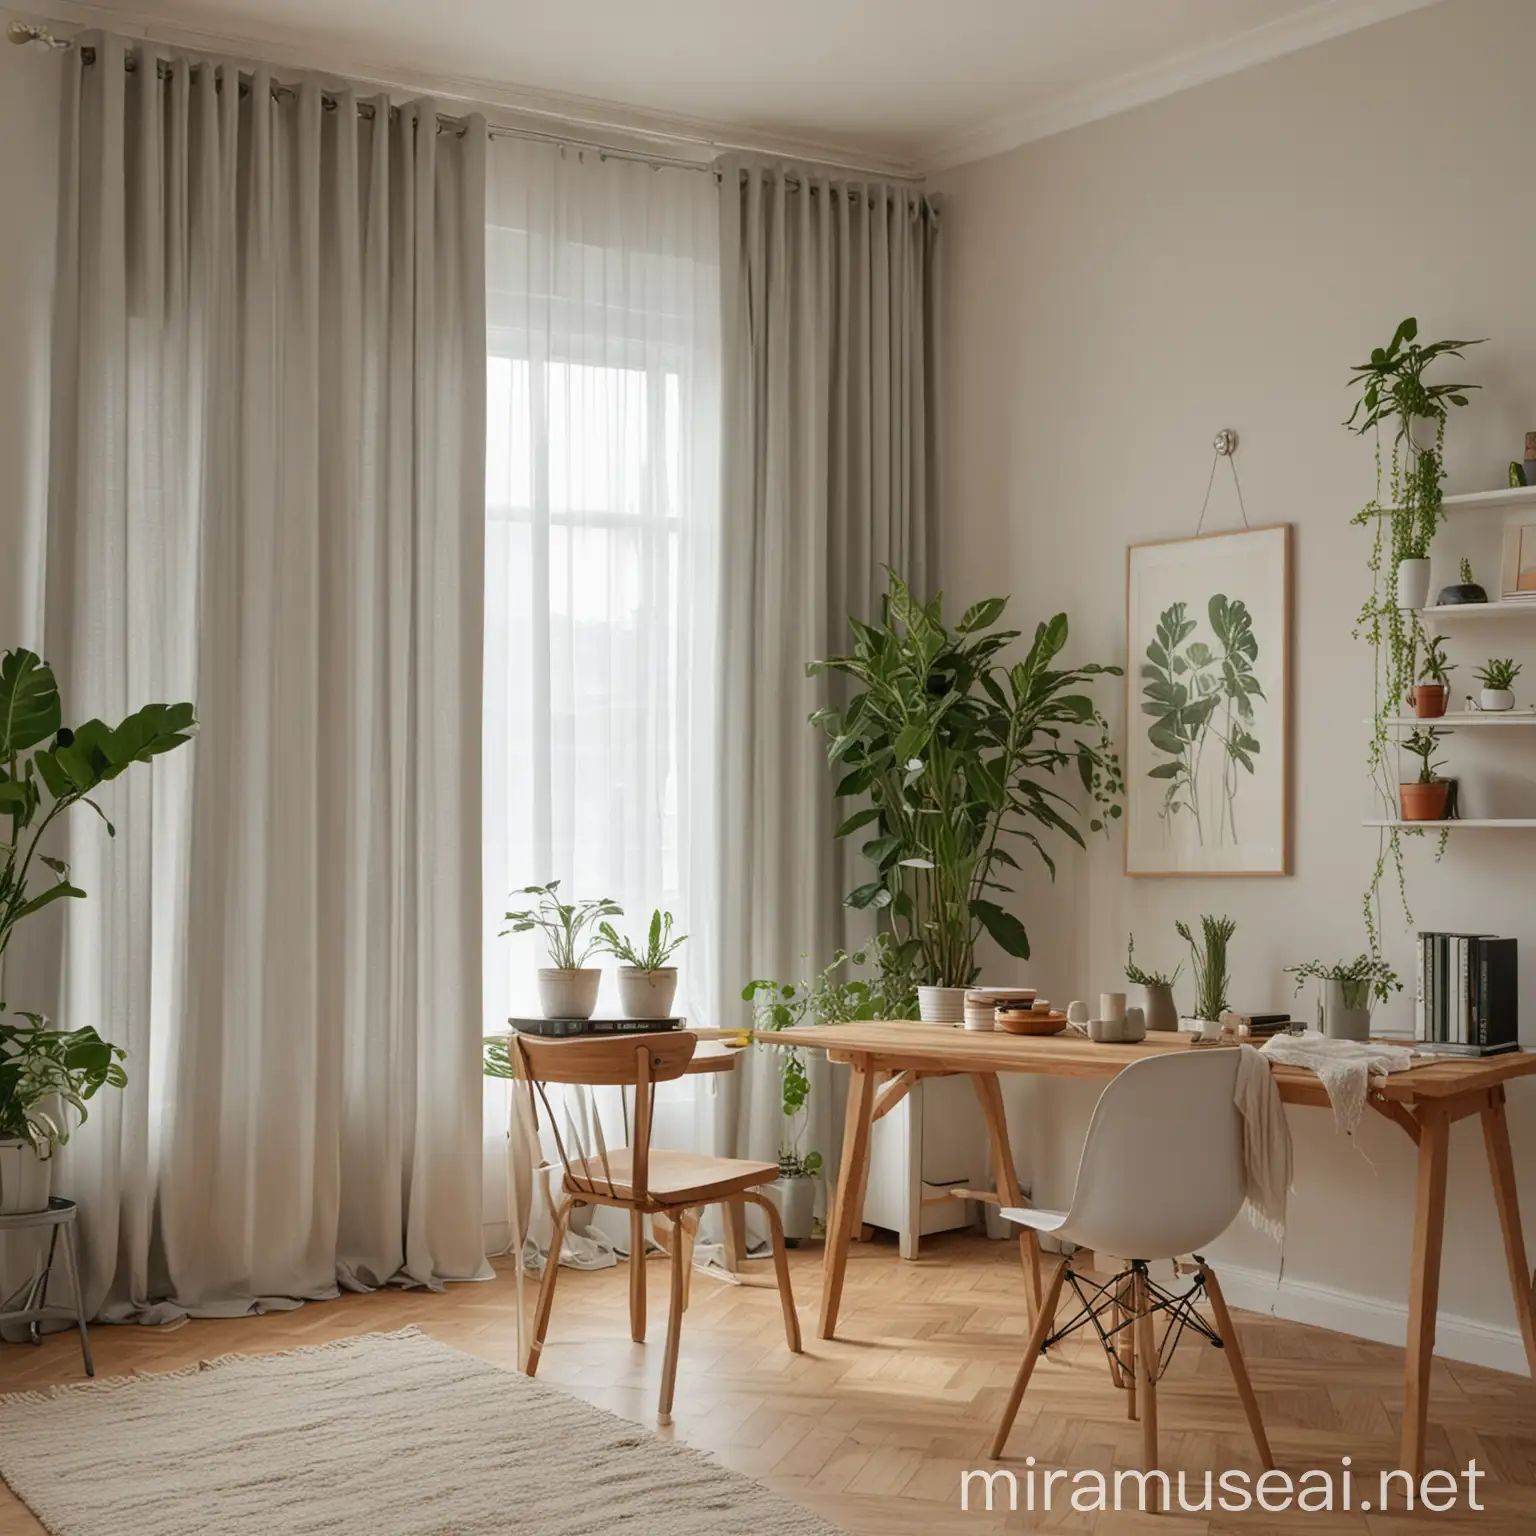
[40,33,488,1318]
[481,141,722,1262]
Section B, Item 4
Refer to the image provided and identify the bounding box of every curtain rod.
[5,18,931,194]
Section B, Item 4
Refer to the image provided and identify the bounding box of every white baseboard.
[1215,1262,1528,1377]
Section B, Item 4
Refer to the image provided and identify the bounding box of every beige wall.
[0,36,61,647]
[933,0,1536,1367]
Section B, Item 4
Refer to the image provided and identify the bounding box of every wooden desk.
[764,1020,1536,1477]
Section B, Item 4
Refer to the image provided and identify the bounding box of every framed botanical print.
[1125,525,1291,876]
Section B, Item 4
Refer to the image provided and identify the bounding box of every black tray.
[510,1016,682,1039]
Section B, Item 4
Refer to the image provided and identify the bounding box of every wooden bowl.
[996,1008,1067,1036]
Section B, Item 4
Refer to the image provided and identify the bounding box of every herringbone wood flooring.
[1,1234,1532,1533]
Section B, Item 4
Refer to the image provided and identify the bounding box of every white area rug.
[0,1328,840,1535]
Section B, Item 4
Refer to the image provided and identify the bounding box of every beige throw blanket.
[1259,1029,1417,1136]
[1233,1044,1292,1241]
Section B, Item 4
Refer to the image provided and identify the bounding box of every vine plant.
[1346,318,1482,950]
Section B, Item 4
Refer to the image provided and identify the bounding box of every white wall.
[0,33,61,646]
[933,0,1536,1370]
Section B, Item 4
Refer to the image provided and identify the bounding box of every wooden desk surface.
[762,1019,1536,1104]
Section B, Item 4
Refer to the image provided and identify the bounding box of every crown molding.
[11,0,925,179]
[920,0,1444,174]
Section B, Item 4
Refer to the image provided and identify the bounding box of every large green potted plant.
[0,648,195,1212]
[808,573,1122,1021]
[1347,318,1481,949]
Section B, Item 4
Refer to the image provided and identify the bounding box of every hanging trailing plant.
[1346,318,1483,950]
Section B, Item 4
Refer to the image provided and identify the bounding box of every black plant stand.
[0,1197,93,1375]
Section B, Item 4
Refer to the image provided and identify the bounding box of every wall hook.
[1213,428,1238,457]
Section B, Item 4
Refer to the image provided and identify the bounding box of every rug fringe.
[0,1326,429,1407]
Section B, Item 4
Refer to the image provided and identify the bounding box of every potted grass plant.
[1399,727,1452,822]
[0,647,195,1212]
[1285,954,1400,1042]
[1124,934,1182,1033]
[503,881,622,1020]
[598,908,686,1020]
[1175,915,1236,1040]
[1474,657,1521,713]
[808,572,1122,1023]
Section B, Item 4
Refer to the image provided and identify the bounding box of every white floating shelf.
[1376,712,1536,728]
[1420,601,1536,618]
[1380,485,1536,514]
[1363,818,1536,829]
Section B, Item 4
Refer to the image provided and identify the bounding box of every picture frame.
[1124,524,1292,876]
[1499,520,1536,600]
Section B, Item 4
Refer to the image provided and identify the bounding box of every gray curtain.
[37,33,488,1319]
[713,158,942,1190]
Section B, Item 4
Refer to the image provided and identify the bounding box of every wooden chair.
[514,1030,802,1422]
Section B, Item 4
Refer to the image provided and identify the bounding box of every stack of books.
[1414,933,1518,1055]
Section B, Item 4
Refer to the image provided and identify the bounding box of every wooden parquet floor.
[0,1233,1533,1534]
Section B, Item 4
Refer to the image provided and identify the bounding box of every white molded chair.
[991,1048,1274,1479]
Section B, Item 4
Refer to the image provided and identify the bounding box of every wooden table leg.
[1403,1101,1450,1478]
[818,1060,876,1340]
[1481,1085,1536,1374]
[971,1071,1043,1318]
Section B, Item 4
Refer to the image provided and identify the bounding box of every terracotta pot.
[1408,683,1448,719]
[1399,780,1452,822]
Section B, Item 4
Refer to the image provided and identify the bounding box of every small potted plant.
[1437,557,1488,606]
[1285,954,1400,1042]
[1174,915,1235,1040]
[742,979,822,1243]
[503,881,622,1020]
[1124,934,1181,1032]
[1399,727,1452,821]
[1407,633,1454,719]
[598,909,686,1020]
[1474,657,1521,713]
[1,1014,127,1213]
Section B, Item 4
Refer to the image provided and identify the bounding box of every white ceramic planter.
[617,967,678,1020]
[537,968,602,1020]
[1480,688,1516,712]
[767,1174,817,1244]
[917,985,967,1024]
[0,1139,52,1215]
[1395,557,1432,611]
[1180,1015,1222,1043]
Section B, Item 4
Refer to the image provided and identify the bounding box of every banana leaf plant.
[0,647,195,1149]
[808,572,1123,988]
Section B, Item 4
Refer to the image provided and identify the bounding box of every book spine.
[1479,947,1490,1049]
[1415,934,1426,1043]
[1458,938,1469,1045]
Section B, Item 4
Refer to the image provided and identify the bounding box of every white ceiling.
[74,0,1439,172]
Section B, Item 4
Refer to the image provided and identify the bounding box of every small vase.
[1399,780,1452,822]
[1480,688,1515,712]
[917,985,967,1025]
[0,1139,52,1215]
[1408,683,1448,719]
[1322,979,1371,1042]
[1140,982,1179,1032]
[1395,557,1432,611]
[537,968,602,1020]
[616,967,677,1020]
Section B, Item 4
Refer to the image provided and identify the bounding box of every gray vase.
[1322,978,1370,1042]
[1140,982,1179,1032]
